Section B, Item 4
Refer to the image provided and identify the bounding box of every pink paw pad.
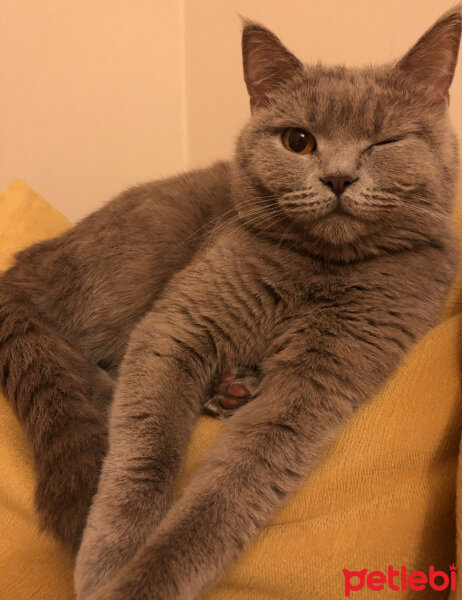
[203,367,260,420]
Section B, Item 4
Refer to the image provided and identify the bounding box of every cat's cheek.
[250,145,313,197]
[367,140,432,184]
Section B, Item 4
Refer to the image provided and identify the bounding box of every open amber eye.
[282,128,316,154]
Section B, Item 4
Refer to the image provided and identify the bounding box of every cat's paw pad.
[202,367,260,420]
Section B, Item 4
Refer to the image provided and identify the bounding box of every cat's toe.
[202,367,260,419]
[202,397,236,420]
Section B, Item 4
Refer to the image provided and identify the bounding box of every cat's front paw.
[85,587,113,600]
[84,562,180,600]
[84,578,144,600]
[202,367,260,419]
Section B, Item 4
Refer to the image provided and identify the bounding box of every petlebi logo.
[343,564,457,596]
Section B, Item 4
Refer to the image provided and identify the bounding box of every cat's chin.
[308,213,367,246]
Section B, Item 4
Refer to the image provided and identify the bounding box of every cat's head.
[233,7,461,261]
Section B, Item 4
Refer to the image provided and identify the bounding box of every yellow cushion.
[1,177,461,599]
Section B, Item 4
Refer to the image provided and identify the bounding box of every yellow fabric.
[1,177,462,599]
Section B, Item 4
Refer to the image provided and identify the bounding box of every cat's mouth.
[319,197,358,221]
[327,196,374,222]
[330,204,352,218]
[307,199,370,245]
[279,194,375,244]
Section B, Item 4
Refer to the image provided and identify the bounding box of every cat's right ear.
[241,20,304,112]
[395,5,461,104]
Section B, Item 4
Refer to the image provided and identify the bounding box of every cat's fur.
[1,7,461,600]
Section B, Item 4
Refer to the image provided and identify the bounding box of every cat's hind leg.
[202,367,260,419]
[0,276,113,555]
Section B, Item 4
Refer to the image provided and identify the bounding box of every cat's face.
[234,10,461,260]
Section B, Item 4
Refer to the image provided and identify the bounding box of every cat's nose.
[320,175,356,197]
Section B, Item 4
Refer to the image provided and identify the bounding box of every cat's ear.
[241,20,304,112]
[395,6,461,104]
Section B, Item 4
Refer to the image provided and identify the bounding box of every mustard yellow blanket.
[1,178,462,599]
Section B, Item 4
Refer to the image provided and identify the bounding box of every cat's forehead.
[269,65,426,140]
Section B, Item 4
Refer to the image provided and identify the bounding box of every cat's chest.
[200,273,370,370]
[186,256,317,364]
[169,235,382,366]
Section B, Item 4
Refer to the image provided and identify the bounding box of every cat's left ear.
[241,20,304,112]
[395,5,461,104]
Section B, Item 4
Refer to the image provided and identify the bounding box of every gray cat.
[0,7,460,600]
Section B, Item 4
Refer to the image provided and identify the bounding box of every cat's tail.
[0,274,112,554]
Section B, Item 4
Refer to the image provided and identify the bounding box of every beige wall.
[0,1,187,222]
[1,1,461,221]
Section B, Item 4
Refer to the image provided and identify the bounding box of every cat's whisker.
[210,203,279,234]
[204,204,282,251]
[399,204,454,223]
[238,207,285,233]
[281,186,313,197]
[277,220,298,249]
[282,195,320,208]
[235,204,285,233]
[247,212,289,240]
[188,201,277,248]
[361,198,398,208]
[282,196,310,203]
[182,197,276,245]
